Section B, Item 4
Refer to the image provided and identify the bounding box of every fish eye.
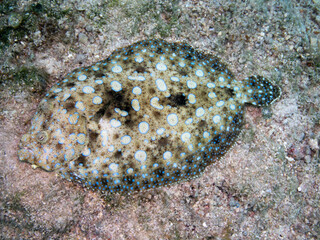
[39,100,51,114]
[36,131,49,144]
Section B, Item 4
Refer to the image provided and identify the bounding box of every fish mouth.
[17,147,35,162]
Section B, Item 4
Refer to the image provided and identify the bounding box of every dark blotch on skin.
[108,90,132,112]
[178,69,188,77]
[150,157,158,165]
[114,150,122,159]
[56,143,63,151]
[168,93,187,107]
[153,111,161,118]
[158,137,169,147]
[94,72,106,78]
[89,130,99,143]
[74,155,87,166]
[222,107,228,113]
[226,88,235,97]
[63,100,75,110]
[93,90,132,121]
[93,103,110,121]
[198,120,207,128]
[124,118,135,127]
[135,66,146,73]
[107,90,123,102]
[113,133,119,140]
[149,88,156,94]
[65,82,75,87]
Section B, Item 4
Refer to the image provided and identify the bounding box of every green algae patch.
[0,67,49,94]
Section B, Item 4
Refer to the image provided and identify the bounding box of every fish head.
[18,98,88,171]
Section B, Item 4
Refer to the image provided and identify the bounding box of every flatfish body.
[18,39,281,193]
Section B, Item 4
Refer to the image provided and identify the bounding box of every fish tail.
[240,75,281,106]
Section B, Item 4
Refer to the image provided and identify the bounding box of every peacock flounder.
[18,39,281,193]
